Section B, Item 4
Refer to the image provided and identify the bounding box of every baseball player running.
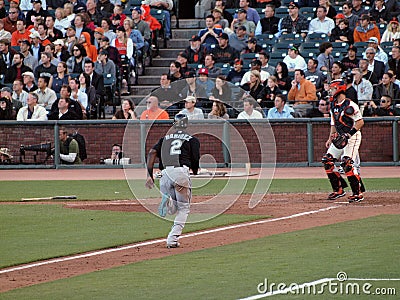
[322,80,365,203]
[145,114,200,248]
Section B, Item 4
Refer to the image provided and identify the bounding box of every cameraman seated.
[363,95,397,117]
[103,144,130,165]
[59,128,81,165]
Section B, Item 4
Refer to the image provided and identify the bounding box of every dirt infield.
[0,167,399,293]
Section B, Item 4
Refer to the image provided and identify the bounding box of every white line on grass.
[0,206,340,275]
[239,277,400,299]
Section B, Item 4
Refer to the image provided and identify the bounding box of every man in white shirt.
[178,96,204,120]
[237,98,263,119]
[12,79,29,106]
[16,92,47,121]
[283,46,307,72]
[35,75,57,110]
[308,6,335,36]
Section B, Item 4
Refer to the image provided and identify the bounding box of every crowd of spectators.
[0,0,399,122]
[147,0,400,119]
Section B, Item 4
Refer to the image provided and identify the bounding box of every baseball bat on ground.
[19,195,77,201]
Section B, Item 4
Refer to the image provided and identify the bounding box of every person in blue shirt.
[267,94,294,118]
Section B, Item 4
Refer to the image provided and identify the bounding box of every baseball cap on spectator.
[32,0,41,3]
[212,7,223,14]
[1,87,11,93]
[116,26,125,32]
[101,36,110,42]
[185,70,196,78]
[184,95,197,103]
[29,32,40,39]
[20,39,31,46]
[94,27,105,35]
[218,32,229,40]
[288,45,298,52]
[189,35,201,42]
[132,6,142,14]
[198,68,209,76]
[10,0,19,5]
[53,39,64,46]
[389,17,399,25]
[234,58,243,65]
[334,13,345,19]
[251,59,262,66]
[367,37,378,44]
[347,44,357,52]
[288,2,299,8]
[22,71,35,78]
[99,50,108,56]
[248,37,257,43]
[237,8,247,13]
[178,51,188,60]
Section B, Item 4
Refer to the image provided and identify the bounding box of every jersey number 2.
[170,139,182,155]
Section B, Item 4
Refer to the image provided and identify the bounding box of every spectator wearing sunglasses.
[363,95,397,117]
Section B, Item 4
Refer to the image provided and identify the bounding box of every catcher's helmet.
[173,114,188,129]
[329,80,347,102]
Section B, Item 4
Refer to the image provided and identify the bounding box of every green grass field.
[0,178,399,299]
[0,178,399,201]
[1,215,399,299]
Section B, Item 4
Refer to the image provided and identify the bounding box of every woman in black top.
[274,61,292,92]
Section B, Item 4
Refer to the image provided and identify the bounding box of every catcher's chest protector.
[331,99,354,135]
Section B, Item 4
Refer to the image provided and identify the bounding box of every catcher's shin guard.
[322,153,347,191]
[341,156,362,195]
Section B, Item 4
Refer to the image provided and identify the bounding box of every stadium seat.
[278,33,302,42]
[241,53,259,60]
[299,7,316,16]
[305,32,329,42]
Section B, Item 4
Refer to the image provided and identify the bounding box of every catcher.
[322,80,365,203]
[145,114,200,248]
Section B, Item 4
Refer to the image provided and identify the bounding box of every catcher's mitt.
[332,134,349,149]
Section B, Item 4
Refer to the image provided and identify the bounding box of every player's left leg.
[166,167,191,248]
[342,132,364,202]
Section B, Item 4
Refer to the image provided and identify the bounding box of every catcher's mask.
[173,113,188,129]
[329,80,347,102]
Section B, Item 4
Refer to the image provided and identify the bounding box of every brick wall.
[0,120,398,165]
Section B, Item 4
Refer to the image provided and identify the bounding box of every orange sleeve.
[353,29,360,43]
[11,32,18,46]
[159,110,169,120]
[288,86,296,101]
[305,81,317,100]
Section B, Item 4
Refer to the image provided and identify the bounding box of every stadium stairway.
[129,18,206,105]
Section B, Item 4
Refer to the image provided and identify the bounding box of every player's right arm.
[145,149,157,189]
[326,125,337,149]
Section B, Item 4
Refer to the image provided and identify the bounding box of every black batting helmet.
[173,114,188,129]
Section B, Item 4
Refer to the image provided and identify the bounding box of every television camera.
[19,142,52,164]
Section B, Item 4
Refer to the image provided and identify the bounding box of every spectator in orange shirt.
[140,95,170,120]
[11,20,30,46]
[353,14,381,43]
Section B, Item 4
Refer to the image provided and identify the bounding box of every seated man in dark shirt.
[363,95,397,117]
[48,97,80,120]
[34,52,57,79]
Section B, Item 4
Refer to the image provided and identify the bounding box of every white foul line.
[239,278,400,299]
[0,206,340,275]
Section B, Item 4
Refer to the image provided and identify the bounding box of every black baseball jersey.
[153,130,200,174]
[330,98,362,135]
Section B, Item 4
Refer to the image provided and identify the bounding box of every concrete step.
[166,38,193,49]
[158,48,185,58]
[145,66,169,76]
[172,28,201,39]
[130,85,158,95]
[172,19,205,29]
[138,75,161,85]
[151,57,174,67]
